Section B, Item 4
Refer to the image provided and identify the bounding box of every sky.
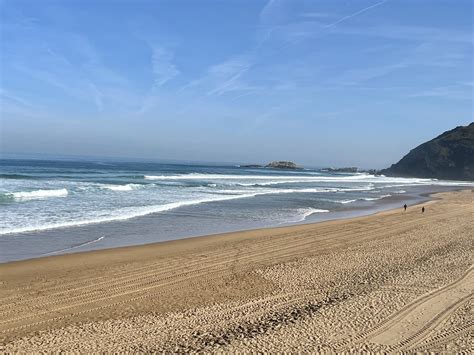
[0,0,472,168]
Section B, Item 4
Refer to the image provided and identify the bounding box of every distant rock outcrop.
[363,169,382,176]
[381,122,474,181]
[239,164,263,168]
[322,167,359,173]
[266,161,301,169]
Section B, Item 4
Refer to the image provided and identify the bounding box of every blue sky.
[1,0,472,168]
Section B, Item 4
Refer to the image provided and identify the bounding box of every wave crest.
[144,173,375,181]
[101,184,142,191]
[8,188,68,200]
[294,208,329,223]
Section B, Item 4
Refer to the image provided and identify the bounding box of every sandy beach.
[0,190,472,352]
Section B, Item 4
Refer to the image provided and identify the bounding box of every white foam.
[143,174,474,190]
[237,180,314,186]
[361,194,391,201]
[216,187,343,195]
[0,185,356,235]
[338,199,357,204]
[8,188,68,200]
[101,184,142,191]
[281,207,329,224]
[298,208,329,221]
[41,236,105,256]
[214,186,378,198]
[144,173,374,181]
[0,192,265,235]
[4,171,472,236]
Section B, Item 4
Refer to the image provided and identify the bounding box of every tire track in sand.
[0,215,421,326]
[365,266,473,350]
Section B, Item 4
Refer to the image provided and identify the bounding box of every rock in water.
[322,167,359,173]
[381,122,474,180]
[266,161,300,169]
[239,164,263,168]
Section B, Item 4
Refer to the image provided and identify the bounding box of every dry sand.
[0,190,472,352]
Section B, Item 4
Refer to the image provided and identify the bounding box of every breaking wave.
[0,192,265,235]
[7,188,68,201]
[296,208,329,221]
[100,184,143,191]
[144,173,377,181]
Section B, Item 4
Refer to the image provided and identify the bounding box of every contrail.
[324,0,389,29]
[269,0,390,53]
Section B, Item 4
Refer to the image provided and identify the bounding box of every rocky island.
[265,161,301,169]
[381,122,474,180]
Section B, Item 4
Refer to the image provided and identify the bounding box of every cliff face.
[381,123,474,181]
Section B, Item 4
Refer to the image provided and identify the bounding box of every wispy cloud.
[150,46,179,88]
[332,24,473,44]
[0,89,46,118]
[0,89,34,108]
[322,0,389,29]
[300,13,336,20]
[13,61,107,112]
[3,25,136,114]
[87,82,104,111]
[408,41,469,69]
[14,65,84,100]
[206,57,253,96]
[409,83,473,100]
[256,0,391,52]
[327,37,470,88]
[259,0,284,26]
[331,62,408,86]
[136,45,180,114]
[181,55,255,97]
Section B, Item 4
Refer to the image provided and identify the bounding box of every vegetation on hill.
[381,123,474,180]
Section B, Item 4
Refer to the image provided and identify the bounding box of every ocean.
[1,158,472,262]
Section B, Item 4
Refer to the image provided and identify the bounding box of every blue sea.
[1,158,472,262]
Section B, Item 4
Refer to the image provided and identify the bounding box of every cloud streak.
[409,83,473,100]
[323,0,389,29]
[136,45,180,115]
[150,46,179,88]
[205,57,253,96]
[179,55,256,98]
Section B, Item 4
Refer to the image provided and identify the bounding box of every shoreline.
[1,190,472,351]
[0,185,460,264]
[2,200,412,267]
[2,189,443,270]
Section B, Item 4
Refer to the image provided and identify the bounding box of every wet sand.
[0,190,472,352]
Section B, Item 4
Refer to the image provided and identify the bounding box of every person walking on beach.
[404,204,407,212]
[422,206,425,213]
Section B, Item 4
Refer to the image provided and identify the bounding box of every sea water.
[1,158,472,262]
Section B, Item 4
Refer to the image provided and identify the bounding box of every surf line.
[40,235,106,256]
